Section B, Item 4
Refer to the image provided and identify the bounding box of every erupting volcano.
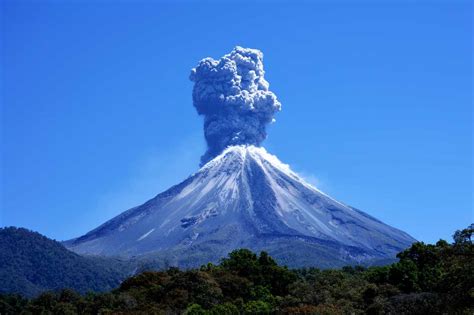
[66,47,415,267]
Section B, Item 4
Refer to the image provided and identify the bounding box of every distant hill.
[0,227,129,297]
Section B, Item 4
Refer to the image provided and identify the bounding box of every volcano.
[66,145,415,268]
[67,47,415,267]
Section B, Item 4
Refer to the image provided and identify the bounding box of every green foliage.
[0,224,472,314]
[209,302,240,315]
[0,227,129,297]
[0,294,27,314]
[185,303,207,315]
[243,300,272,313]
[220,249,297,296]
[185,302,240,315]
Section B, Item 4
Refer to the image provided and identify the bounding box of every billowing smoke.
[190,46,282,165]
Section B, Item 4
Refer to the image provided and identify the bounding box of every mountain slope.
[0,227,129,297]
[66,146,415,268]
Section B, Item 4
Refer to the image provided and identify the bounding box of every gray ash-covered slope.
[66,145,415,268]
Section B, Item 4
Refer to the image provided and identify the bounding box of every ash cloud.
[190,46,281,165]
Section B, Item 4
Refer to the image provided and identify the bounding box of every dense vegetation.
[0,227,129,297]
[1,225,472,314]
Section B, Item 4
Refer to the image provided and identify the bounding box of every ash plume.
[190,46,281,165]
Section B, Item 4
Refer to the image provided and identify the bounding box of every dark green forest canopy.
[1,225,473,314]
[0,227,129,297]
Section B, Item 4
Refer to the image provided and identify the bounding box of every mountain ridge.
[0,227,129,297]
[65,145,415,267]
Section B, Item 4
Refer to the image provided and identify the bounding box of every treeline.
[1,225,472,314]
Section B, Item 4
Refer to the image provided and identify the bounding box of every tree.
[453,224,473,245]
[220,249,259,279]
[209,302,240,315]
[184,303,207,315]
[243,300,272,313]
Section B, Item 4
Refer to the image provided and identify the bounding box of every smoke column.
[190,46,281,165]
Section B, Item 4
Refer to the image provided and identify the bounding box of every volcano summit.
[66,47,415,267]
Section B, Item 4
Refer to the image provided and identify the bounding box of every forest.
[0,225,472,314]
[0,227,128,297]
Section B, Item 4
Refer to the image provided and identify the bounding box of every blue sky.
[1,1,472,244]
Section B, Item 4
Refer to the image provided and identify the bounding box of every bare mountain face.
[66,146,415,268]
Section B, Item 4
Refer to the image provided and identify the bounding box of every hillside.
[1,225,472,314]
[0,227,129,297]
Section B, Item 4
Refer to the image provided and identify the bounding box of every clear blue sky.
[1,1,472,244]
